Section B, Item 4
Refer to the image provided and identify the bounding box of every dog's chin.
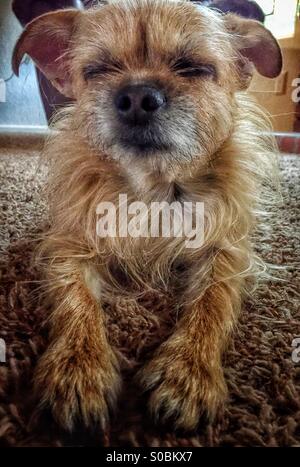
[109,134,173,158]
[120,138,172,155]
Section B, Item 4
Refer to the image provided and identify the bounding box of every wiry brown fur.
[13,0,281,431]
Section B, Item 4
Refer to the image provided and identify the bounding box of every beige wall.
[248,9,300,133]
[249,48,299,132]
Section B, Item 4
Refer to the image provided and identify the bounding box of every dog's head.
[13,0,282,170]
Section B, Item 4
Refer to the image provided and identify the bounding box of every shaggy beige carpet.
[0,148,299,447]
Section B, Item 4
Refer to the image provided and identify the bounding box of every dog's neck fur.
[122,162,177,199]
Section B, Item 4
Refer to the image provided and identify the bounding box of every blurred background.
[0,0,300,150]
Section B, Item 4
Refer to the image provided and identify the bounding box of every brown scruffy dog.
[13,0,282,431]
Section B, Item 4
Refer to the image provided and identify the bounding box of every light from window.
[257,0,275,16]
[256,0,297,39]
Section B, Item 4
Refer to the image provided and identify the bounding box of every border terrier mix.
[13,0,282,431]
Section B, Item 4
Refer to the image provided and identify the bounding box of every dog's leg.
[138,250,245,430]
[35,261,120,431]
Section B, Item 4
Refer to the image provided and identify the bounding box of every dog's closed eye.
[171,57,217,79]
[83,60,123,81]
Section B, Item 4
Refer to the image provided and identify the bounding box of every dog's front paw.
[138,340,227,431]
[34,340,121,431]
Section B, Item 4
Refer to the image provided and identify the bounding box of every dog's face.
[13,0,281,171]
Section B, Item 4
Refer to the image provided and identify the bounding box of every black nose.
[115,84,166,125]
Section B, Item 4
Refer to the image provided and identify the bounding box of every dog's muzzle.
[112,82,171,153]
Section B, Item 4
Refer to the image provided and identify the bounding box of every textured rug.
[0,148,299,447]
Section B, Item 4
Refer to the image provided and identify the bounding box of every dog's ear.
[224,14,282,86]
[12,10,80,98]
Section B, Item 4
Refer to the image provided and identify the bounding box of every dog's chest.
[96,184,204,293]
